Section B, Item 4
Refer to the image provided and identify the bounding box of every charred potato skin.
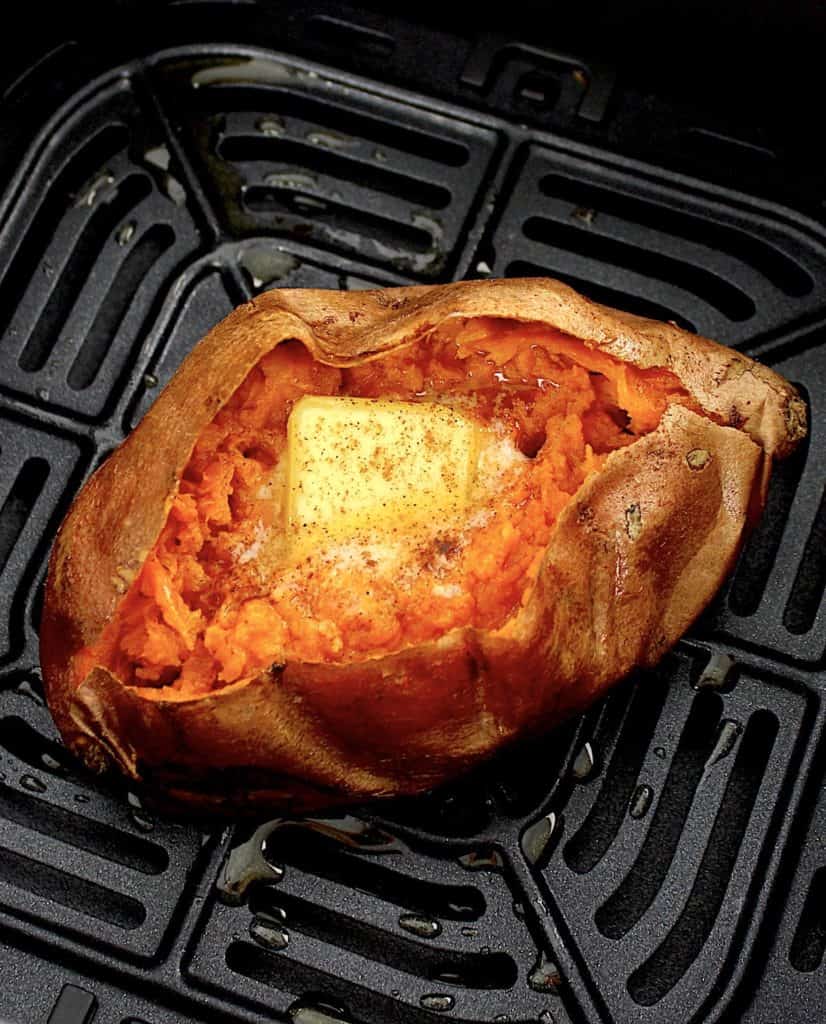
[40,279,806,814]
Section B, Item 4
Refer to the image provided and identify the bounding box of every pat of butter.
[287,395,481,547]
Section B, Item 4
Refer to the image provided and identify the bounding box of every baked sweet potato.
[40,278,806,814]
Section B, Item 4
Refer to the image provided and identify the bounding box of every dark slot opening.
[17,175,152,374]
[790,867,826,971]
[227,942,343,999]
[522,215,756,322]
[0,124,129,338]
[382,717,581,833]
[188,85,470,166]
[228,942,480,1024]
[67,225,175,391]
[0,783,168,874]
[627,710,777,1005]
[29,574,45,632]
[252,890,517,989]
[0,715,76,777]
[539,173,810,298]
[306,15,396,60]
[0,845,145,929]
[783,482,826,635]
[506,260,695,332]
[564,676,669,874]
[729,388,809,616]
[595,691,723,938]
[244,186,433,254]
[220,135,451,211]
[491,718,580,817]
[381,773,503,837]
[0,457,49,574]
[264,829,484,920]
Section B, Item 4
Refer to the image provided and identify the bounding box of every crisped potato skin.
[40,279,806,814]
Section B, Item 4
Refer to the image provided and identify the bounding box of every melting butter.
[286,396,483,550]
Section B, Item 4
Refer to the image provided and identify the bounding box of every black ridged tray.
[1,8,824,1024]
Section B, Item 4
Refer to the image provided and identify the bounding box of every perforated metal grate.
[0,82,203,421]
[154,55,501,278]
[0,17,824,1024]
[487,144,826,346]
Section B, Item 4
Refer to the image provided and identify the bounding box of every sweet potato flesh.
[75,318,694,695]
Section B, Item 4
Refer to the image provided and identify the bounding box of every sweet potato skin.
[40,278,805,813]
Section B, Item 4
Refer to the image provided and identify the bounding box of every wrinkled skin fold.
[40,278,807,814]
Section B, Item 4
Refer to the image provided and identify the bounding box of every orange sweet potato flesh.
[76,320,698,694]
[40,278,806,815]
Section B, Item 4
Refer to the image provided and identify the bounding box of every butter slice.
[287,395,481,548]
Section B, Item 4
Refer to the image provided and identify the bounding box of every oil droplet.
[572,741,596,781]
[291,1004,353,1024]
[306,129,355,149]
[629,784,654,819]
[528,952,563,993]
[144,145,171,171]
[116,220,136,245]
[292,193,328,213]
[143,372,159,389]
[74,171,115,207]
[74,793,90,804]
[390,990,400,998]
[653,746,666,759]
[250,916,289,950]
[265,171,318,191]
[40,753,66,775]
[239,247,300,289]
[476,260,492,274]
[695,652,736,690]
[162,174,187,206]
[494,1016,509,1022]
[374,148,388,162]
[17,679,45,705]
[127,791,143,809]
[218,815,403,904]
[399,913,442,939]
[572,206,596,225]
[142,145,186,205]
[460,926,476,937]
[705,719,742,770]
[36,387,50,402]
[521,812,558,866]
[419,994,454,1012]
[257,115,285,136]
[20,774,46,793]
[130,810,155,833]
[192,58,297,89]
[457,847,504,872]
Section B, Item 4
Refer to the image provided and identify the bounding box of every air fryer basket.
[0,6,825,1024]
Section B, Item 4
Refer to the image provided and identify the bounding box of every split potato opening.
[76,316,699,697]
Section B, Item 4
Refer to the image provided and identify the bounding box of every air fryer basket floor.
[1,11,825,1024]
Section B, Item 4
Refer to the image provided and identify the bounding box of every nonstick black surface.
[0,6,825,1024]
